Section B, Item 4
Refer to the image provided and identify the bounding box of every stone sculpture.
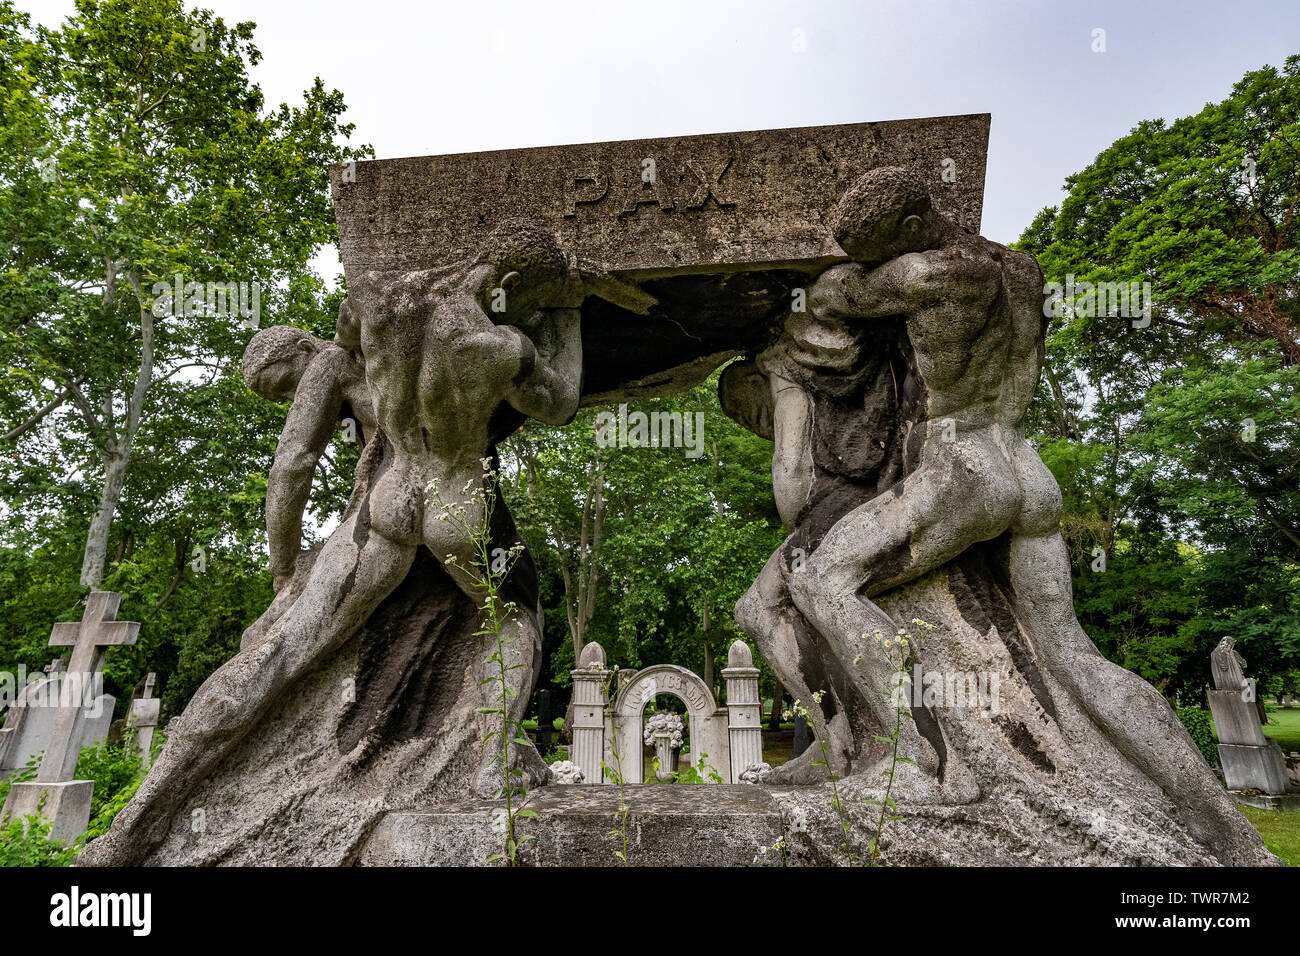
[729,167,1273,864]
[81,118,1276,866]
[1207,636,1289,793]
[82,219,585,865]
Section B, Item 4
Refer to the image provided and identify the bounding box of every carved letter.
[620,160,676,215]
[563,167,609,217]
[682,157,736,209]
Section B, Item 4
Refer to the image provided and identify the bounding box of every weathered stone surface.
[1219,742,1289,794]
[732,166,1277,865]
[355,773,1261,867]
[357,785,785,867]
[4,780,93,846]
[330,116,990,280]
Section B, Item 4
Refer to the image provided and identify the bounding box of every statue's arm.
[808,256,926,320]
[503,306,583,426]
[266,351,344,589]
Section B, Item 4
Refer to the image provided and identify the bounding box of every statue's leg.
[736,547,843,782]
[85,511,416,863]
[789,432,1020,779]
[423,507,547,793]
[1007,529,1260,860]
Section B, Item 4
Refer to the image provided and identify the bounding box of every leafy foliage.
[1017,55,1300,701]
[1177,707,1220,768]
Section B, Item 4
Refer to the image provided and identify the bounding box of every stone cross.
[127,671,160,767]
[2,592,138,845]
[40,592,140,782]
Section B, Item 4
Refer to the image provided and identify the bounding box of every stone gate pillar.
[723,640,763,783]
[570,641,611,784]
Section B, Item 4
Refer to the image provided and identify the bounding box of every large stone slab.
[329,115,990,280]
[1219,742,1290,794]
[358,784,785,866]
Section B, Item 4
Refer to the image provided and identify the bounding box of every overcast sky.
[20,0,1300,262]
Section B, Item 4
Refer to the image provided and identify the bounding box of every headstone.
[0,658,63,772]
[793,713,809,760]
[126,672,160,767]
[0,657,114,774]
[609,663,731,784]
[722,640,763,784]
[1206,636,1288,794]
[1,592,139,844]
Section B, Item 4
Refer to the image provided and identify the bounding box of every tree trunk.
[79,273,154,588]
[80,446,129,588]
[768,677,783,730]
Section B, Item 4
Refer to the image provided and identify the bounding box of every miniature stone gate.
[569,639,763,784]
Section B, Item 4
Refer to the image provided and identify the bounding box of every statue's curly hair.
[477,217,568,288]
[242,325,321,391]
[829,166,933,261]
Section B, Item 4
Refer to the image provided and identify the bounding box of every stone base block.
[1218,742,1289,794]
[1234,791,1300,812]
[2,780,94,845]
[358,784,784,866]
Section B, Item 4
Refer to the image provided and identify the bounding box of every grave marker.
[127,672,160,767]
[1,592,139,844]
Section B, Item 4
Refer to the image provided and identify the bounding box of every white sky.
[20,0,1300,266]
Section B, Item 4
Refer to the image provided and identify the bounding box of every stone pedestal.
[653,733,675,781]
[357,785,785,866]
[723,640,763,783]
[2,780,94,845]
[1217,742,1289,793]
[570,643,611,784]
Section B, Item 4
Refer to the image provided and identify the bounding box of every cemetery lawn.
[1263,705,1300,754]
[1239,806,1300,866]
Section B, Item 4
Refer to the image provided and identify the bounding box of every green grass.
[1262,705,1300,754]
[1240,806,1300,866]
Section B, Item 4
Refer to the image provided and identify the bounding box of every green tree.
[1017,55,1300,698]
[0,0,368,715]
[0,0,367,588]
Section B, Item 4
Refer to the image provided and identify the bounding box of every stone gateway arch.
[81,116,1277,867]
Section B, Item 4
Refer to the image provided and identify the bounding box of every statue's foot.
[840,749,980,807]
[475,741,550,797]
[758,745,832,786]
